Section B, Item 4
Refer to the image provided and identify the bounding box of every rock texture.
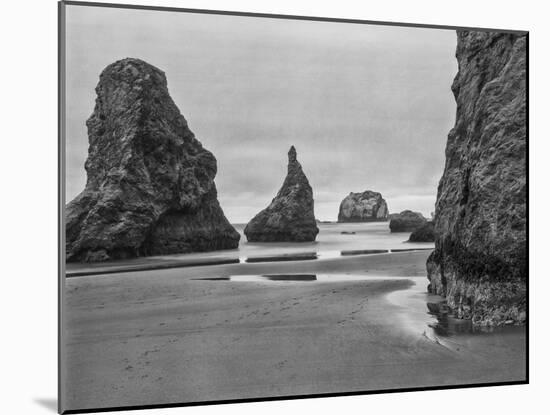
[244,146,319,242]
[389,210,427,232]
[66,58,240,262]
[426,31,527,325]
[338,191,388,222]
[408,221,435,242]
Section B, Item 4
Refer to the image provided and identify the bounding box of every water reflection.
[194,274,319,282]
[262,274,317,281]
[427,303,474,336]
[193,273,393,283]
[426,302,504,336]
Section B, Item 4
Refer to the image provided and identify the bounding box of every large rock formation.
[338,191,388,222]
[244,146,319,242]
[389,210,427,232]
[66,58,240,262]
[426,31,527,325]
[408,221,435,242]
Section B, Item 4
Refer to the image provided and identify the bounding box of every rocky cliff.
[338,191,388,222]
[426,31,527,325]
[66,58,240,262]
[244,146,319,242]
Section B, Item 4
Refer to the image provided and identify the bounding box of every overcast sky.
[65,5,457,223]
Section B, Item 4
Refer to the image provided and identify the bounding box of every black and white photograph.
[58,1,527,413]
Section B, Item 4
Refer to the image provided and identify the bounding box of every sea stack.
[66,58,240,262]
[338,191,388,222]
[244,146,319,242]
[389,210,427,232]
[408,221,435,242]
[426,31,527,325]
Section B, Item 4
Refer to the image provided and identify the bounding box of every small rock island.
[408,221,435,242]
[389,210,427,232]
[338,191,388,222]
[244,146,319,242]
[66,58,240,262]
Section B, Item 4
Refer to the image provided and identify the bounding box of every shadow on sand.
[34,398,57,412]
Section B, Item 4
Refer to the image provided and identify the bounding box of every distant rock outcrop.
[244,146,319,242]
[426,31,527,325]
[338,191,388,222]
[66,58,240,262]
[408,221,435,242]
[389,210,427,232]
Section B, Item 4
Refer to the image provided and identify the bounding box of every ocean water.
[67,221,434,275]
[237,221,431,251]
[148,221,433,262]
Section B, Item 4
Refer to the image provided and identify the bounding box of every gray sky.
[65,5,457,223]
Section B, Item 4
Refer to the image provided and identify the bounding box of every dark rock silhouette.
[66,58,239,262]
[244,146,319,242]
[427,31,527,325]
[389,210,427,232]
[408,221,435,242]
[338,191,388,222]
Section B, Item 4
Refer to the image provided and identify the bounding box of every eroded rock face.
[408,221,435,242]
[338,191,388,222]
[66,58,240,262]
[426,31,527,326]
[244,146,319,242]
[389,210,427,232]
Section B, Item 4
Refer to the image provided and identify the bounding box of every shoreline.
[65,222,435,275]
[65,248,434,278]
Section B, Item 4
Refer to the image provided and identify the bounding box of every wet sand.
[62,251,526,411]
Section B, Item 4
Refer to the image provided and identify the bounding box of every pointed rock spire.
[244,146,319,242]
[288,145,297,163]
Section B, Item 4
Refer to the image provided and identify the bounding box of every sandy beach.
[62,250,526,411]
